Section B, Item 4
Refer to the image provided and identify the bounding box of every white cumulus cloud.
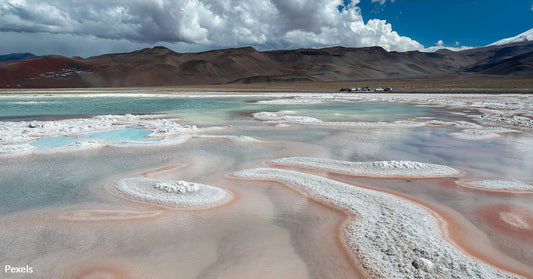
[0,0,438,56]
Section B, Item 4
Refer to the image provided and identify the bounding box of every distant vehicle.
[339,87,361,92]
[374,87,384,92]
[361,87,371,92]
[384,87,393,92]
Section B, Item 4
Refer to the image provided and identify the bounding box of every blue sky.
[0,0,531,57]
[358,0,533,47]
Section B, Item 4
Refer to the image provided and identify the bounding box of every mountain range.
[0,33,532,88]
[0,53,35,62]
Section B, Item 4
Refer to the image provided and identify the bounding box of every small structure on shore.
[338,86,391,93]
[339,87,361,92]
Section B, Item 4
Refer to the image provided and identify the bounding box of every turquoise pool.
[30,126,156,147]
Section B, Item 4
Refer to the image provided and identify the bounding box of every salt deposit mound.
[271,157,460,178]
[233,168,519,279]
[111,177,230,209]
[450,129,501,140]
[457,179,533,192]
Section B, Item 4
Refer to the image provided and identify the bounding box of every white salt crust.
[0,114,222,157]
[425,120,518,140]
[194,134,262,142]
[255,94,533,129]
[449,129,510,140]
[256,98,327,104]
[457,179,533,192]
[424,120,483,129]
[0,134,195,157]
[0,114,214,144]
[271,157,460,178]
[252,111,425,127]
[500,212,531,230]
[233,168,519,279]
[253,110,522,140]
[0,144,34,156]
[111,177,230,209]
[1,91,531,114]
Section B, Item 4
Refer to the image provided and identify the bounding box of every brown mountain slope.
[460,42,533,76]
[85,46,290,86]
[263,46,462,81]
[0,56,98,88]
[469,50,533,76]
[0,42,531,88]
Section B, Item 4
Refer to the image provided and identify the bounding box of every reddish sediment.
[139,164,187,178]
[478,204,533,241]
[57,209,164,221]
[257,165,532,278]
[328,173,533,278]
[227,174,373,279]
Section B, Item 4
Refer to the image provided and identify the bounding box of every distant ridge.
[0,41,532,88]
[0,53,35,62]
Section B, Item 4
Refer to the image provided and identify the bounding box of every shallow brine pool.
[30,126,156,147]
[0,93,532,278]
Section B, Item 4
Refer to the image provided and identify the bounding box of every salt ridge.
[457,179,533,192]
[271,157,460,178]
[233,167,519,279]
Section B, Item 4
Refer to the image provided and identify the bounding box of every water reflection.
[0,97,532,278]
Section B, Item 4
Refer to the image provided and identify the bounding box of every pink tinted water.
[1,103,532,278]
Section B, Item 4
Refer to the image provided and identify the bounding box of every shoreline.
[233,165,530,278]
[225,172,373,279]
[267,163,533,277]
[1,91,532,98]
[0,76,532,94]
[328,174,533,278]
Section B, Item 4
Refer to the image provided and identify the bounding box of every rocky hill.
[0,41,531,88]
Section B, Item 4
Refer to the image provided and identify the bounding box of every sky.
[0,0,531,57]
